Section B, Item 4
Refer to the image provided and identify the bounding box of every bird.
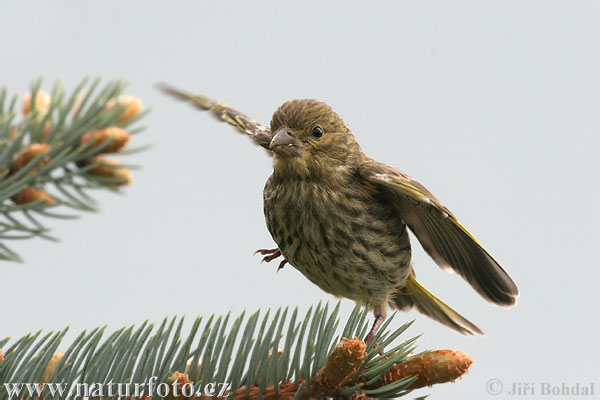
[157,83,519,344]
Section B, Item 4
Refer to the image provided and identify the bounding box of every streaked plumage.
[158,84,519,340]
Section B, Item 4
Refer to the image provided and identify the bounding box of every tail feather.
[393,276,484,336]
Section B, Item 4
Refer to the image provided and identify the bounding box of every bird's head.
[269,99,360,178]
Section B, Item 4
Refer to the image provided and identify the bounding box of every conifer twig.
[0,303,472,399]
[0,78,149,262]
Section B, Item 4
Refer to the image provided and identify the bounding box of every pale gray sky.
[1,1,599,399]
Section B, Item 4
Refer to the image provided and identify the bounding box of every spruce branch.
[0,303,472,399]
[0,78,149,262]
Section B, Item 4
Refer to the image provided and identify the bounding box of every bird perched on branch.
[157,83,519,344]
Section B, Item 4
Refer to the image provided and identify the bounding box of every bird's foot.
[254,248,281,262]
[254,248,288,271]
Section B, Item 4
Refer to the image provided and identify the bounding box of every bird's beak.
[269,128,303,157]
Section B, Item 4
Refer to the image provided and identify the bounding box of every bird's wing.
[359,160,519,306]
[156,83,272,150]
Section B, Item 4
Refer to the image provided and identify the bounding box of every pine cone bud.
[22,90,51,115]
[165,371,192,400]
[104,95,143,123]
[80,127,131,153]
[41,121,52,138]
[351,391,373,400]
[317,337,366,390]
[268,347,285,360]
[384,349,472,390]
[12,187,55,205]
[185,357,202,382]
[71,90,88,117]
[86,156,133,186]
[0,349,4,364]
[12,143,52,172]
[41,350,64,383]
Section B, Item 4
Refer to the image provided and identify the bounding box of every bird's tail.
[393,275,484,336]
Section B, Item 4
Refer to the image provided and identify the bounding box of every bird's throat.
[273,154,310,178]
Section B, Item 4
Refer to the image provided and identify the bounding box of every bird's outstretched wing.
[359,160,519,307]
[156,83,272,150]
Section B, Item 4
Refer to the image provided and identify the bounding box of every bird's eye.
[311,126,324,138]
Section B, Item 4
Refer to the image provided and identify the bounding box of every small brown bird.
[158,84,519,344]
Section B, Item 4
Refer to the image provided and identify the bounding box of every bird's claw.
[254,248,288,271]
[254,248,279,256]
[277,259,288,272]
[254,248,282,262]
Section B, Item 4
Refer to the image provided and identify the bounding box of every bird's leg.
[364,313,385,347]
[254,248,288,271]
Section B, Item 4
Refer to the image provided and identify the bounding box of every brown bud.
[104,95,143,123]
[80,127,131,153]
[41,121,52,138]
[351,391,373,400]
[22,90,51,115]
[12,143,52,171]
[317,337,366,390]
[87,156,133,186]
[71,90,88,117]
[9,125,17,140]
[165,371,192,400]
[41,351,64,383]
[384,349,473,390]
[185,357,202,382]
[12,187,55,205]
[268,347,285,360]
[0,349,3,364]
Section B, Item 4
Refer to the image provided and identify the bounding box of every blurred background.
[1,1,598,399]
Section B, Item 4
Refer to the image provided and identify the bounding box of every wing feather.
[156,83,272,149]
[360,161,519,306]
